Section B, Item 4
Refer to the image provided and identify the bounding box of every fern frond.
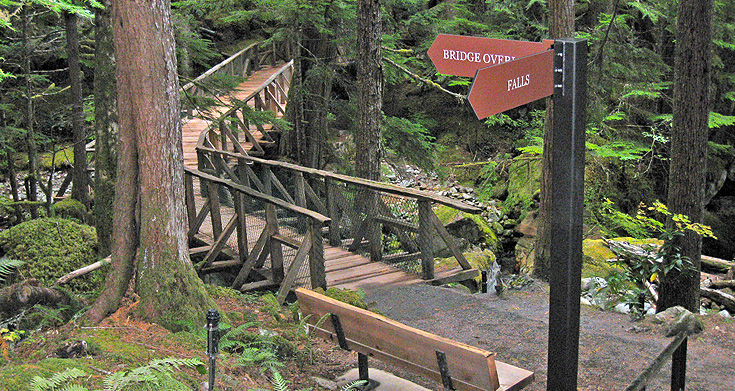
[60,385,89,391]
[31,368,87,391]
[341,380,368,391]
[0,258,24,284]
[269,369,289,391]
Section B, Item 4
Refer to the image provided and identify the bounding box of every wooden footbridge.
[181,42,482,304]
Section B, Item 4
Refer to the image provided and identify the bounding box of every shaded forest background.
[1,0,734,260]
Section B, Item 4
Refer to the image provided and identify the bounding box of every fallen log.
[0,280,76,319]
[700,287,735,313]
[701,255,735,273]
[53,256,111,287]
[709,280,735,290]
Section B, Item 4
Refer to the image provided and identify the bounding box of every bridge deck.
[183,65,450,292]
[182,64,285,168]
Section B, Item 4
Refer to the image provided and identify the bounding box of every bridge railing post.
[309,218,326,289]
[418,200,434,280]
[325,177,341,247]
[367,191,382,263]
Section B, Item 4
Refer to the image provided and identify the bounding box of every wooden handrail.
[181,42,260,93]
[236,154,482,214]
[184,167,331,225]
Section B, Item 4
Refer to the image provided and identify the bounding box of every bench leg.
[358,353,369,381]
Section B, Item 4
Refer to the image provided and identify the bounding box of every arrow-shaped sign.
[428,34,553,78]
[467,50,555,119]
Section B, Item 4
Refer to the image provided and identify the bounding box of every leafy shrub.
[0,218,102,293]
[51,199,88,222]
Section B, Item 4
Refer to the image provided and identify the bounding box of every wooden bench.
[296,288,534,391]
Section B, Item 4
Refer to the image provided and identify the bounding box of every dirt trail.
[360,282,735,391]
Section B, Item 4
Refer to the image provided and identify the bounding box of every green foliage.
[597,200,717,313]
[384,116,437,170]
[29,358,205,391]
[0,218,101,293]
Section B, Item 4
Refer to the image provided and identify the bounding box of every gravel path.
[361,282,735,390]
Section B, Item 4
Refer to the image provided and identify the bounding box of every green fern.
[341,380,368,390]
[31,358,204,391]
[0,258,24,285]
[31,368,88,391]
[236,346,284,371]
[269,370,289,391]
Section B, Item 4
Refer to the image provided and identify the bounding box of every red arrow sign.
[468,50,554,119]
[428,34,553,78]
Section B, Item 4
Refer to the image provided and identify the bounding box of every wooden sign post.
[428,35,588,391]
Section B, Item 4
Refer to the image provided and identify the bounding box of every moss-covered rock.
[434,205,499,250]
[581,237,663,279]
[51,198,88,222]
[503,154,542,216]
[313,287,372,311]
[0,218,102,293]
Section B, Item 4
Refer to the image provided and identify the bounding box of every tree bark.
[534,0,574,281]
[355,0,383,182]
[65,11,89,208]
[92,0,118,256]
[22,5,38,219]
[87,0,214,329]
[283,24,335,168]
[658,0,712,314]
[658,3,712,389]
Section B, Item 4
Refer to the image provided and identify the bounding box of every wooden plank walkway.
[183,65,465,292]
[182,64,285,168]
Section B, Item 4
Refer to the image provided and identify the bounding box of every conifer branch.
[382,56,466,102]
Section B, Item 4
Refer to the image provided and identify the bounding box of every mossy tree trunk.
[92,0,118,256]
[534,0,574,281]
[87,0,214,330]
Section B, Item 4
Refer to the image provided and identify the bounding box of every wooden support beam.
[428,210,473,271]
[427,269,480,286]
[199,215,238,270]
[276,234,313,304]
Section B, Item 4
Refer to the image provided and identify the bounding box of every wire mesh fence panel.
[378,193,422,275]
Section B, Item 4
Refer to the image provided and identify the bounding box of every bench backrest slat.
[296,288,500,391]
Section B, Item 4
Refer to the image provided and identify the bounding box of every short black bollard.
[481,270,488,294]
[206,309,220,391]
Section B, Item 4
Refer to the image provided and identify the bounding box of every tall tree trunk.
[65,11,89,208]
[355,0,383,181]
[534,0,575,281]
[659,0,712,314]
[22,5,38,219]
[355,0,383,262]
[92,0,118,256]
[658,2,712,389]
[88,0,214,329]
[283,26,334,168]
[0,113,23,223]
